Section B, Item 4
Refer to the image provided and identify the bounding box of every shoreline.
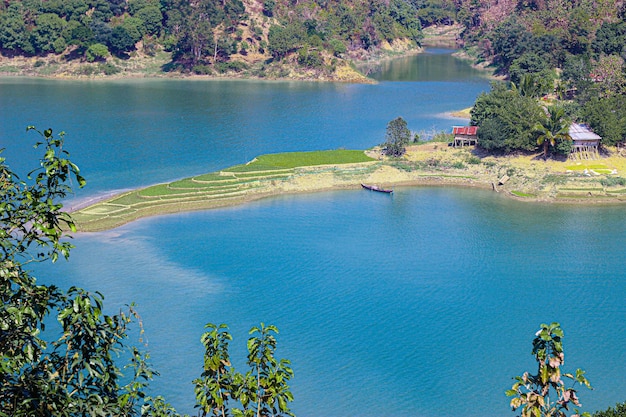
[0,43,424,84]
[70,145,626,233]
[0,37,471,84]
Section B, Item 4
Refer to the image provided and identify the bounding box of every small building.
[452,126,478,147]
[569,123,601,160]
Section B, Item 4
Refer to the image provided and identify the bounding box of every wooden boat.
[361,183,393,193]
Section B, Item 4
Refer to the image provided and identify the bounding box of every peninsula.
[71,145,626,232]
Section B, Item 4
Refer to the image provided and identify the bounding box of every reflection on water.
[367,48,487,82]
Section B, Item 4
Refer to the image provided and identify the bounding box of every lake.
[2,50,625,417]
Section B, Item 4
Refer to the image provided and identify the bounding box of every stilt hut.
[569,123,601,160]
[452,126,478,147]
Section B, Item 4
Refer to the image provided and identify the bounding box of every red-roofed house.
[452,126,478,147]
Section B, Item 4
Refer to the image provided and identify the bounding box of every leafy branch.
[507,322,592,417]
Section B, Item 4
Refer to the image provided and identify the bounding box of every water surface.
[38,188,626,417]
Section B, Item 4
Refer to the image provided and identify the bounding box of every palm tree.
[533,105,572,160]
[511,73,542,98]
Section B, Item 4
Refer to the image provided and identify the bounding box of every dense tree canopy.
[0,0,436,73]
[466,0,626,154]
[581,96,626,147]
[1,0,620,83]
[471,83,544,154]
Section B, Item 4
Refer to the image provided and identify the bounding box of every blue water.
[3,51,626,416]
[37,188,626,417]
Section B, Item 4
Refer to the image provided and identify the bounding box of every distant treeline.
[456,0,626,98]
[0,0,458,74]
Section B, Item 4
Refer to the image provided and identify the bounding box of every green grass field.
[72,150,375,231]
[225,150,374,172]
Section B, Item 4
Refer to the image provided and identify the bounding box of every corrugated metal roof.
[569,123,601,141]
[453,126,478,136]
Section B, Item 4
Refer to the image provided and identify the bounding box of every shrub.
[192,64,213,75]
[554,138,573,156]
[143,38,158,56]
[215,61,249,73]
[263,0,275,16]
[431,132,454,142]
[600,176,626,187]
[328,38,347,56]
[240,40,249,54]
[76,65,96,75]
[86,43,109,62]
[593,402,626,417]
[161,35,177,52]
[466,155,481,164]
[98,62,120,75]
[297,47,324,69]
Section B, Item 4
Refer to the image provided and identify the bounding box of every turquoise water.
[3,51,626,416]
[36,189,626,416]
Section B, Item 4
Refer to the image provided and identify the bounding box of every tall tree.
[193,323,295,417]
[383,116,411,157]
[244,323,294,417]
[471,83,543,153]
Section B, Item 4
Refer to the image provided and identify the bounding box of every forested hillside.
[0,0,449,79]
[453,0,626,154]
[456,0,625,91]
[1,0,625,106]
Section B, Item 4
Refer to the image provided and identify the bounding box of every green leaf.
[540,365,549,384]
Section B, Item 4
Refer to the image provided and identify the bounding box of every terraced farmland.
[71,150,377,231]
[70,146,626,232]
